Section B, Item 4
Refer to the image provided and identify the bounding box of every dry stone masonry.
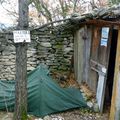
[0,25,74,80]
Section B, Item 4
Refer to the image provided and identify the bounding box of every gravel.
[50,109,109,120]
[0,108,109,120]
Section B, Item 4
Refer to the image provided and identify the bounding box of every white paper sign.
[100,27,109,47]
[13,30,31,43]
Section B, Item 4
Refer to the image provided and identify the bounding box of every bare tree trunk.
[14,0,28,120]
[14,44,27,120]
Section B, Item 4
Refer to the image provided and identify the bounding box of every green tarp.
[0,65,87,117]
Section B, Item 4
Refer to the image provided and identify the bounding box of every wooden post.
[14,0,28,120]
[110,30,120,120]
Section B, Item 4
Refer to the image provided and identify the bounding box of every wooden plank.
[83,26,92,83]
[89,26,101,92]
[110,30,120,120]
[91,62,107,113]
[96,73,106,113]
[115,71,120,120]
[98,27,111,66]
[98,46,107,65]
[91,27,101,61]
[74,27,84,83]
[74,26,92,85]
[90,57,107,113]
[90,59,104,68]
[96,27,112,113]
[80,20,120,27]
[74,30,78,81]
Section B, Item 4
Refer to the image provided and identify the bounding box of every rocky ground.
[50,109,109,120]
[0,108,109,120]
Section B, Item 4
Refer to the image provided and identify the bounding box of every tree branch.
[32,18,70,30]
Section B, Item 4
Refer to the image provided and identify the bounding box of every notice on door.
[100,27,109,47]
[13,30,31,43]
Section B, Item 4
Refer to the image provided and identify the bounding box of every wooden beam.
[80,20,120,27]
[110,30,120,120]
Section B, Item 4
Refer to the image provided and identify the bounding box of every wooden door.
[89,26,112,112]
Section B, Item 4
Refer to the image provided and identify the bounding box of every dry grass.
[80,83,96,101]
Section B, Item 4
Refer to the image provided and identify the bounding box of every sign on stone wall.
[0,27,73,80]
[13,30,31,43]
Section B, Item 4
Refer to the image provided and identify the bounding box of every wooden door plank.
[96,73,106,113]
[74,27,84,83]
[89,26,101,92]
[83,26,92,83]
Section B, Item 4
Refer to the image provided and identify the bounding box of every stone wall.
[0,44,38,80]
[0,26,74,80]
